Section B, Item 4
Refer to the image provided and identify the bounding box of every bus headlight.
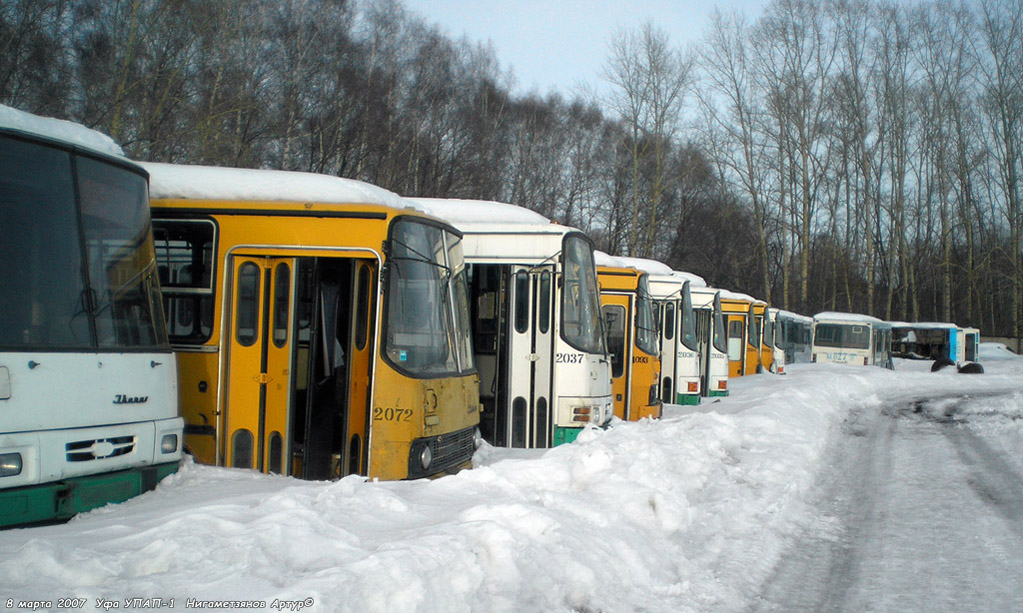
[0,452,23,477]
[419,445,433,470]
[161,434,179,454]
[473,428,483,449]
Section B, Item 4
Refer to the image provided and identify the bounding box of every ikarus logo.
[113,394,149,405]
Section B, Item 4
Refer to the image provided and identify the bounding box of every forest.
[1,0,1020,340]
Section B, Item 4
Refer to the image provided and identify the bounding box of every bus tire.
[931,357,955,372]
[957,361,985,374]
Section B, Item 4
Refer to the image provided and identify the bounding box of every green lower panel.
[675,393,701,405]
[553,426,583,446]
[707,390,729,398]
[0,462,179,529]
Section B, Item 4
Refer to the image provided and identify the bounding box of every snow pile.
[0,104,123,157]
[2,362,1022,612]
[981,341,1020,360]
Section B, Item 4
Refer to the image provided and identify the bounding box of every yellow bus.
[719,291,764,377]
[595,253,662,421]
[146,163,479,481]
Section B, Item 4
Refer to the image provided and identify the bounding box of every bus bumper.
[707,390,729,398]
[675,393,701,405]
[0,461,179,529]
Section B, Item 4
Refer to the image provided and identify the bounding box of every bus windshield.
[814,323,870,349]
[0,134,167,350]
[561,235,604,354]
[713,294,728,354]
[385,218,474,377]
[635,275,659,356]
[679,281,697,351]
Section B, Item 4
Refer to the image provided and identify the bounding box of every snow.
[142,162,413,210]
[410,198,550,225]
[981,341,1020,360]
[0,104,123,157]
[813,310,887,325]
[3,360,1023,611]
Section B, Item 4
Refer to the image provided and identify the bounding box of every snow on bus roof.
[142,162,413,210]
[595,250,628,268]
[0,104,124,157]
[614,256,707,286]
[410,198,550,225]
[716,288,760,303]
[814,311,886,325]
[776,309,813,322]
[614,256,673,276]
[889,321,958,330]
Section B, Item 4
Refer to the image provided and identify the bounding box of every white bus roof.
[0,104,124,158]
[142,162,413,210]
[410,197,550,225]
[814,311,887,326]
[776,309,814,323]
[888,321,958,330]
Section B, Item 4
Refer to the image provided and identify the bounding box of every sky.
[400,0,773,97]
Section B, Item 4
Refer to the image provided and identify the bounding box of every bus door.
[659,300,677,402]
[224,256,296,474]
[726,312,746,378]
[695,307,712,393]
[505,266,554,448]
[602,294,631,419]
[292,257,375,480]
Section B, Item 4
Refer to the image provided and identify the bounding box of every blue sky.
[401,0,772,97]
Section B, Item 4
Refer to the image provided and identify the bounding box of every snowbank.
[2,361,1022,612]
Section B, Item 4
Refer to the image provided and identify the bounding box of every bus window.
[664,303,676,341]
[153,219,216,344]
[680,281,697,351]
[728,320,744,362]
[635,276,658,357]
[603,304,627,378]
[815,324,870,349]
[712,295,727,354]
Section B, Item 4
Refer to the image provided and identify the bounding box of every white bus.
[690,287,731,397]
[0,106,183,527]
[812,311,893,369]
[777,310,814,364]
[413,199,613,447]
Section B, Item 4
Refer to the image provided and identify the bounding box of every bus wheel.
[957,361,985,374]
[931,357,955,372]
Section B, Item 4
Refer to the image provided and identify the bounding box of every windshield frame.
[559,232,606,355]
[381,215,476,379]
[634,274,659,357]
[0,129,170,353]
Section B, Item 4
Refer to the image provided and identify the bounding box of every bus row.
[0,106,980,528]
[776,311,984,373]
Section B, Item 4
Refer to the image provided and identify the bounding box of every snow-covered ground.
[2,352,1021,612]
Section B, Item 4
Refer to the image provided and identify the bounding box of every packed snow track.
[753,390,1023,612]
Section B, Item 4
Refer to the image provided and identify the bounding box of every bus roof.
[889,321,958,330]
[814,311,887,326]
[143,162,413,210]
[594,250,628,268]
[410,197,550,225]
[0,104,124,158]
[776,309,814,323]
[614,256,673,276]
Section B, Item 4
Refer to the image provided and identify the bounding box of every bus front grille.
[66,435,137,462]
